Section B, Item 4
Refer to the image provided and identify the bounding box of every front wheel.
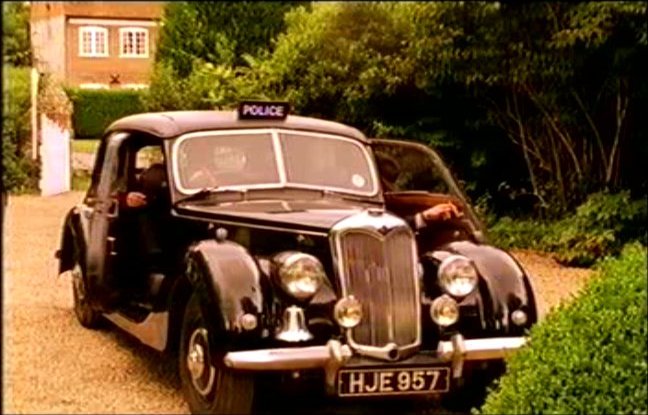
[71,261,103,329]
[179,293,255,415]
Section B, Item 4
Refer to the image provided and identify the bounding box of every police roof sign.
[238,101,290,120]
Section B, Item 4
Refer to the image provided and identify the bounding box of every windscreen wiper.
[174,187,248,205]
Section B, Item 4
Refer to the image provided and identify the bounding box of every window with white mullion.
[78,26,108,57]
[119,27,149,58]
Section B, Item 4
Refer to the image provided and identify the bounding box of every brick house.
[30,1,165,89]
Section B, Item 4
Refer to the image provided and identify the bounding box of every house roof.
[31,2,164,22]
[104,111,368,142]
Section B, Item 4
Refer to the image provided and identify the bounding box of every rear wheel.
[179,293,255,414]
[71,261,102,328]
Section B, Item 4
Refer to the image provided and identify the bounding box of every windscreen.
[280,132,375,194]
[173,130,377,195]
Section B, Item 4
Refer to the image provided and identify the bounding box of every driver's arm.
[407,202,462,230]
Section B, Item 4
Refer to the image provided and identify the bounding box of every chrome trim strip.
[271,130,288,185]
[104,311,169,351]
[330,210,422,360]
[171,210,330,237]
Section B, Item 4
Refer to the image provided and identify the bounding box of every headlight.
[275,252,325,301]
[438,255,478,298]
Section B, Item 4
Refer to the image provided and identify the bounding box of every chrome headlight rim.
[274,251,326,301]
[438,254,478,298]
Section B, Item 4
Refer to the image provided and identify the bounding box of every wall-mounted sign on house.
[30,1,164,90]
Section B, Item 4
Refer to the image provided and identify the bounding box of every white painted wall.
[39,115,71,196]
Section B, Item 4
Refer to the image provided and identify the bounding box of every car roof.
[105,110,368,142]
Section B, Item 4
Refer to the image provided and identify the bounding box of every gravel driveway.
[2,192,593,414]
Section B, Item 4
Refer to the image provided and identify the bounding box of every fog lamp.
[239,313,258,331]
[334,296,363,329]
[430,295,459,327]
[511,310,528,326]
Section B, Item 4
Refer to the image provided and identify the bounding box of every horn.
[275,305,313,342]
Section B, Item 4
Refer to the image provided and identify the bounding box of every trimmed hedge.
[66,89,145,138]
[478,243,648,414]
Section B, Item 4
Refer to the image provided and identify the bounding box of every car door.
[83,131,129,311]
[371,138,485,247]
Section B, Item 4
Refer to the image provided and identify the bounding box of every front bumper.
[224,335,527,392]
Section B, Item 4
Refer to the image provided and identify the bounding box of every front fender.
[185,239,264,340]
[439,240,538,329]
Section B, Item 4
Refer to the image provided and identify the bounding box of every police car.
[57,102,537,414]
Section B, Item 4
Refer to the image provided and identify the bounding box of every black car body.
[57,104,537,414]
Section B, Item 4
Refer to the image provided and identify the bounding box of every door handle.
[106,199,119,219]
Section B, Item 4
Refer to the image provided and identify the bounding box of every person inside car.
[376,153,463,230]
[120,163,170,301]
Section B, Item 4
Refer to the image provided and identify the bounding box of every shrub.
[486,216,557,252]
[142,60,264,112]
[2,65,39,192]
[478,243,648,415]
[546,191,647,266]
[66,89,145,138]
[488,191,647,266]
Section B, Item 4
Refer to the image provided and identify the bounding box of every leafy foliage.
[478,243,648,414]
[2,2,32,67]
[547,191,647,266]
[2,66,39,192]
[66,89,145,138]
[146,2,648,213]
[488,191,647,267]
[156,1,304,77]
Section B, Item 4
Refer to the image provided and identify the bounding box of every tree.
[2,1,32,67]
[155,1,305,77]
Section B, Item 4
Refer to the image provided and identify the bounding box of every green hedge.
[478,243,648,414]
[2,65,39,192]
[66,89,145,138]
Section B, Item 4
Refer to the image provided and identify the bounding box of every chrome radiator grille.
[335,223,419,351]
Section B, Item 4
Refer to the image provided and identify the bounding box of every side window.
[135,145,164,172]
[373,141,452,194]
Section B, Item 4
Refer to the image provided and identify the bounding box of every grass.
[71,170,92,191]
[72,138,100,154]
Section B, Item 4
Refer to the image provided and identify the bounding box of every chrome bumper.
[224,335,527,390]
[436,335,527,378]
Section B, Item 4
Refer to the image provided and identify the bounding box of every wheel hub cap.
[186,328,216,396]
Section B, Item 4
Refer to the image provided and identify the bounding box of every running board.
[104,311,169,351]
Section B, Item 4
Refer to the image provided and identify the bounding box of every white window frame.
[78,26,109,58]
[119,27,149,58]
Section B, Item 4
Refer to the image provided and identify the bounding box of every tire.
[71,260,103,329]
[179,293,255,415]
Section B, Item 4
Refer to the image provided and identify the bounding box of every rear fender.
[185,239,264,347]
[58,208,85,274]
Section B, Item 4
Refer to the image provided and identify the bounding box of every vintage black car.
[57,102,537,414]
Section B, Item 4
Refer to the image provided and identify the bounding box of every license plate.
[337,366,450,397]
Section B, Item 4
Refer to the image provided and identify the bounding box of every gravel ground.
[2,192,593,414]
